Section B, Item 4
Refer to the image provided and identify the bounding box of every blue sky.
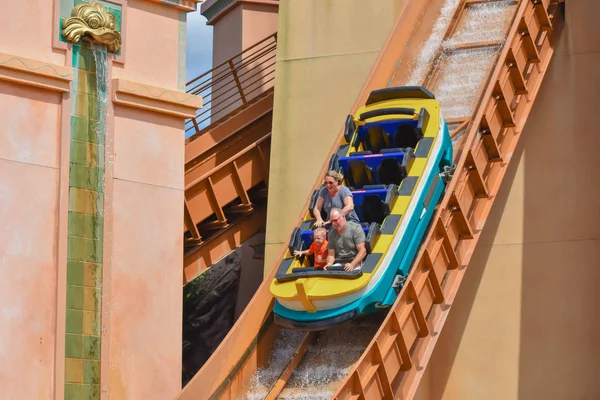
[186,8,213,82]
[185,8,213,137]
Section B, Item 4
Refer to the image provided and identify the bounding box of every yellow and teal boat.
[270,87,453,330]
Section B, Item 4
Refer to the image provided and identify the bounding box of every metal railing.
[185,33,277,139]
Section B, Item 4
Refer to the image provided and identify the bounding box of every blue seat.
[351,187,388,221]
[351,184,398,225]
[339,151,409,187]
[356,119,420,151]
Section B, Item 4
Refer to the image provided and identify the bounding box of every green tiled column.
[64,40,105,400]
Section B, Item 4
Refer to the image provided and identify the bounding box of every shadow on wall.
[422,131,525,400]
[518,2,600,397]
[418,2,600,398]
[181,232,267,386]
[181,253,241,386]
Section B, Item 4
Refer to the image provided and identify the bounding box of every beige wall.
[264,0,406,273]
[417,1,600,398]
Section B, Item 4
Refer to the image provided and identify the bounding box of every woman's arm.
[342,194,355,217]
[313,196,326,227]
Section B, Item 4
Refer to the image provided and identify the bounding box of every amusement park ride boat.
[270,86,453,330]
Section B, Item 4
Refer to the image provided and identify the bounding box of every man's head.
[330,208,346,232]
[313,227,327,245]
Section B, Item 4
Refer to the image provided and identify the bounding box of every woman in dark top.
[313,170,360,227]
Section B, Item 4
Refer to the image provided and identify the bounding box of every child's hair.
[313,227,327,238]
[325,170,344,184]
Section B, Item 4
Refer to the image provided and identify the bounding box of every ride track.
[178,0,564,398]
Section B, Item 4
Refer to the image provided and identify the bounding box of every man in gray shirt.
[325,208,367,271]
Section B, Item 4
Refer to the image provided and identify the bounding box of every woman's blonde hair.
[325,170,344,184]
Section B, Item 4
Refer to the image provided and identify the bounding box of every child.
[293,228,329,268]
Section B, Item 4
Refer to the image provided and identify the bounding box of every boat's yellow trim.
[295,279,317,312]
[270,98,440,308]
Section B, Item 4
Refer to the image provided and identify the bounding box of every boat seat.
[349,150,372,157]
[308,187,327,220]
[377,158,407,186]
[365,222,380,254]
[352,185,398,223]
[344,160,374,189]
[394,123,423,149]
[362,125,391,153]
[360,184,398,225]
[288,227,305,255]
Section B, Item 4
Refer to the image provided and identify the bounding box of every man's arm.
[344,242,367,271]
[325,248,336,267]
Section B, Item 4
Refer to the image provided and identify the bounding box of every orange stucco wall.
[209,0,278,67]
[112,1,181,90]
[108,108,185,399]
[0,0,201,398]
[0,0,65,66]
[0,82,62,399]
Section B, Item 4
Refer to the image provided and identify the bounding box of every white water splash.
[404,0,462,85]
[244,329,306,400]
[445,0,518,46]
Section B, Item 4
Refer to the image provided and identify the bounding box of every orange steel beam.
[183,206,267,283]
[185,110,273,187]
[333,0,562,398]
[176,0,562,398]
[185,90,274,169]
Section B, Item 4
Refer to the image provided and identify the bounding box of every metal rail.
[184,33,277,139]
[182,33,277,283]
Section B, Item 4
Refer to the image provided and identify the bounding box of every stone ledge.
[112,78,202,119]
[0,52,73,92]
[144,0,203,12]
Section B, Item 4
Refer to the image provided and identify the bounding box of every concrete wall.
[212,5,244,67]
[209,0,278,67]
[264,0,407,273]
[416,1,600,398]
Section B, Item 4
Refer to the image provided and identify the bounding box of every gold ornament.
[62,3,122,53]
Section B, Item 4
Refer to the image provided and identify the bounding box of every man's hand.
[344,263,353,271]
